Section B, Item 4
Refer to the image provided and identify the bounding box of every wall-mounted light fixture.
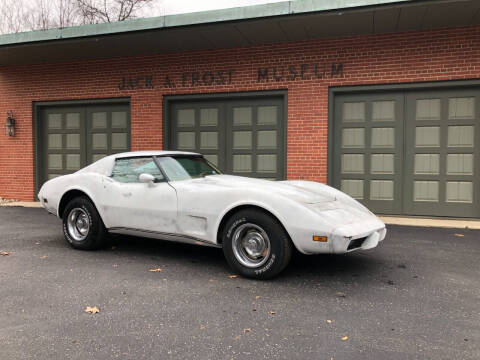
[6,111,15,137]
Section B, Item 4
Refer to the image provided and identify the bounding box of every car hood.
[193,175,337,204]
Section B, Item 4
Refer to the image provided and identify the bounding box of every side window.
[111,157,165,183]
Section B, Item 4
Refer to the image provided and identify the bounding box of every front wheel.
[222,209,292,279]
[62,197,106,250]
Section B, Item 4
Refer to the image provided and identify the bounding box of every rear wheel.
[222,209,292,279]
[62,196,106,250]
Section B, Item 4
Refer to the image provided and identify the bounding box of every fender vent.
[347,237,367,251]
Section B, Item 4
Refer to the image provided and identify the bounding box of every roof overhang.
[1,0,479,66]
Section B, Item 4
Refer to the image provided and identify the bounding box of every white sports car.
[38,151,386,279]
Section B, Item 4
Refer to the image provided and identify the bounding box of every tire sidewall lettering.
[226,217,246,239]
[254,254,276,275]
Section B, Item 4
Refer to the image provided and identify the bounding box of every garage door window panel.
[177,109,195,127]
[446,182,473,203]
[341,179,364,200]
[66,154,81,171]
[48,114,62,129]
[371,154,394,174]
[447,154,473,175]
[372,100,395,122]
[448,97,475,119]
[66,134,80,149]
[447,126,474,147]
[233,107,252,126]
[342,102,365,122]
[112,111,128,128]
[200,108,218,126]
[48,134,62,149]
[92,112,107,128]
[416,99,441,120]
[66,113,80,129]
[342,128,365,148]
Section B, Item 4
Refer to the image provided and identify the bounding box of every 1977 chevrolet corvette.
[38,151,386,279]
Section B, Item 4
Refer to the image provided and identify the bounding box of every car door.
[102,156,178,234]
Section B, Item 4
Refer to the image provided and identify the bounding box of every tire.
[222,209,292,279]
[62,196,106,250]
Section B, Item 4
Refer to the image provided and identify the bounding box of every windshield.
[157,156,221,181]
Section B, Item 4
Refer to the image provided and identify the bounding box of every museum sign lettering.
[118,62,343,90]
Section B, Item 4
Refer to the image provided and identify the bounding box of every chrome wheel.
[67,208,90,241]
[232,223,271,268]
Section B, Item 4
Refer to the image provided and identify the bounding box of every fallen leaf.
[40,255,48,259]
[200,324,206,330]
[326,319,332,324]
[341,336,349,341]
[0,251,12,256]
[229,275,238,279]
[336,292,346,298]
[85,306,100,314]
[149,268,162,272]
[454,233,465,237]
[269,311,276,315]
[243,328,251,334]
[255,296,260,299]
[35,242,41,245]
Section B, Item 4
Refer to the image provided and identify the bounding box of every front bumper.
[290,216,386,254]
[331,225,387,253]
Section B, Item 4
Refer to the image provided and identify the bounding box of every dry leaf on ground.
[0,251,12,256]
[35,242,41,245]
[40,256,48,259]
[269,311,276,315]
[454,233,465,237]
[341,336,349,341]
[243,328,251,333]
[149,268,162,272]
[85,306,100,314]
[327,319,332,324]
[229,275,238,279]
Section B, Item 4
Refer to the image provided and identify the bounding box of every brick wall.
[1,26,479,201]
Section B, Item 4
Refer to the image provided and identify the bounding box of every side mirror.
[139,173,155,184]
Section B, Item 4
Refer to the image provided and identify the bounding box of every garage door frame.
[163,90,288,179]
[328,79,480,218]
[33,97,131,196]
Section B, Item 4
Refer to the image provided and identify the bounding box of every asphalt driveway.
[0,206,479,360]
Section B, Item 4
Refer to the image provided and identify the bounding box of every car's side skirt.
[108,227,222,248]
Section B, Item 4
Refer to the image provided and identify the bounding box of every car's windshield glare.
[158,156,221,181]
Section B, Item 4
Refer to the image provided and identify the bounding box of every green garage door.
[333,88,480,218]
[170,97,285,180]
[38,104,130,187]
